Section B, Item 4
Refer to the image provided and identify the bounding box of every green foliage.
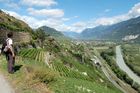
[19,49,45,62]
[0,14,32,32]
[33,29,47,48]
[52,60,90,81]
[44,38,61,53]
[34,29,46,41]
[0,10,33,44]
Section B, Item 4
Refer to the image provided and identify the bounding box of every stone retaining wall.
[0,29,31,43]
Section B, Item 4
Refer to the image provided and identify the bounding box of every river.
[116,45,140,85]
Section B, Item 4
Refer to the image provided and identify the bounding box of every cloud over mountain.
[1,1,140,33]
[20,0,57,7]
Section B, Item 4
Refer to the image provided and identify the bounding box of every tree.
[35,29,47,48]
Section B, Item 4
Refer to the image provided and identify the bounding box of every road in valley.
[94,48,137,93]
[116,45,140,85]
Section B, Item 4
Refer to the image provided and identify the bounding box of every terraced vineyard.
[51,58,122,93]
[52,60,90,81]
[19,48,45,62]
[59,55,105,81]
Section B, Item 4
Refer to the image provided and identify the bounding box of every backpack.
[1,39,9,54]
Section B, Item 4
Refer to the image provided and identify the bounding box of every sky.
[1,0,140,33]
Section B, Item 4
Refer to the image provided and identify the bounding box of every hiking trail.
[0,56,15,93]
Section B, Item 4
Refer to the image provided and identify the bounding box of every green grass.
[49,77,122,93]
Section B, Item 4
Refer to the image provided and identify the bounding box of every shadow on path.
[14,65,23,72]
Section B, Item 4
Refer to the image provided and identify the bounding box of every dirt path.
[0,55,15,93]
[0,74,15,93]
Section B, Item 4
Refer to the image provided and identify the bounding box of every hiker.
[2,32,15,73]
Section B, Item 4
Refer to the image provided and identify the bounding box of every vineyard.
[19,48,45,62]
[59,55,105,81]
[50,58,121,93]
[52,60,90,81]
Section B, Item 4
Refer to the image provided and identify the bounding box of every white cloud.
[72,3,140,32]
[2,10,70,31]
[94,14,129,25]
[20,0,57,7]
[68,3,140,32]
[3,2,140,33]
[27,8,64,18]
[128,3,140,18]
[88,2,140,27]
[69,22,87,33]
[72,22,86,28]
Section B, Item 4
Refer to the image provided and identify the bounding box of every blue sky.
[1,0,140,33]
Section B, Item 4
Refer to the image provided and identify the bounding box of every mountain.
[0,10,32,43]
[79,16,140,42]
[63,31,80,39]
[37,26,65,38]
[80,25,110,40]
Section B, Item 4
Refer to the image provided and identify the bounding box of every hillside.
[0,39,124,93]
[37,26,65,39]
[0,10,32,43]
[0,9,137,93]
[0,10,32,32]
[76,16,140,42]
[0,11,125,92]
[80,25,110,40]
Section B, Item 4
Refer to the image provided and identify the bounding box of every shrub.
[26,66,59,84]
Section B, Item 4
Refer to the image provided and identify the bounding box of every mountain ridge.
[64,16,140,43]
